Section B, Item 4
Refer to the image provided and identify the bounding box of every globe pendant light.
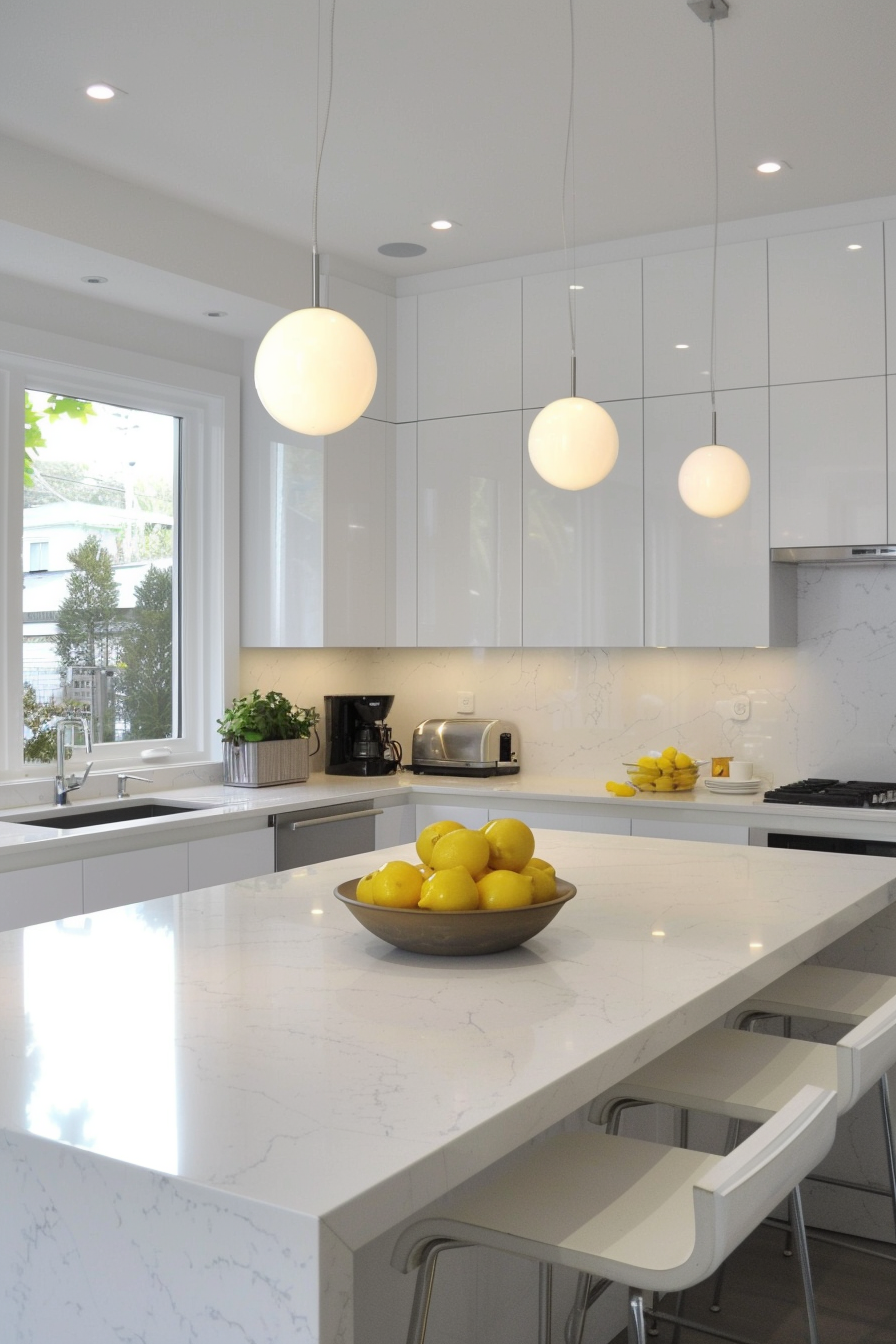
[527,0,618,492]
[679,0,749,517]
[254,0,376,436]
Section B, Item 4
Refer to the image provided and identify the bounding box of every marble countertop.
[1,768,896,869]
[3,829,895,1254]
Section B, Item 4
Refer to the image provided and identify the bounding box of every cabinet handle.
[287,808,383,831]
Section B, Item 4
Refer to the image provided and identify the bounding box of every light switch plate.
[457,691,475,714]
[732,698,751,721]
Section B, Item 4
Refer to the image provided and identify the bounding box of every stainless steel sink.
[19,803,210,830]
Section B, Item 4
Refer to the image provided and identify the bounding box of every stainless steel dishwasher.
[274,799,382,870]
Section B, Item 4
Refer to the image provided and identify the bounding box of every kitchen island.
[2,830,896,1344]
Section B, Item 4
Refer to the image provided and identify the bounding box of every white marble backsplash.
[241,563,896,787]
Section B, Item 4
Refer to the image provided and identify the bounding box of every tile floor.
[610,1223,896,1343]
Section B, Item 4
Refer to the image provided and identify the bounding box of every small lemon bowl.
[334,878,577,956]
[622,755,708,794]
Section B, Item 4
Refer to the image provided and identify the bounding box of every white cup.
[728,760,753,781]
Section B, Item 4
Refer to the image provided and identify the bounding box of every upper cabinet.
[644,387,794,648]
[768,223,885,385]
[323,417,388,646]
[522,260,642,408]
[326,276,391,422]
[770,377,887,547]
[642,241,768,397]
[417,279,522,420]
[417,412,522,647]
[523,399,643,647]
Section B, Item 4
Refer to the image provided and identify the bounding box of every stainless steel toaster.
[410,719,520,777]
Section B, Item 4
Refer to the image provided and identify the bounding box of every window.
[0,336,238,777]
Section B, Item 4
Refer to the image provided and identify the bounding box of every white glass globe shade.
[527,396,619,490]
[678,443,751,518]
[254,307,377,436]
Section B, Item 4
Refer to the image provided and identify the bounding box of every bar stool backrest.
[836,995,896,1110]
[688,1086,836,1285]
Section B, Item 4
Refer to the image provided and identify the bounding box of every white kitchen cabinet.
[390,293,417,423]
[83,843,189,914]
[642,241,768,398]
[769,223,885,385]
[417,279,522,420]
[487,806,631,836]
[387,421,417,647]
[770,377,887,547]
[417,412,522,647]
[324,416,387,646]
[888,376,896,543]
[415,803,490,831]
[523,399,643,647]
[374,803,417,850]
[188,827,275,890]
[326,275,390,423]
[632,820,749,845]
[644,387,795,647]
[522,260,642,407]
[0,861,82,933]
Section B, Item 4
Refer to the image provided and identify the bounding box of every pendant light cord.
[709,12,719,441]
[311,0,337,306]
[561,0,577,396]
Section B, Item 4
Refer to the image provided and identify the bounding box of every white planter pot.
[222,738,310,788]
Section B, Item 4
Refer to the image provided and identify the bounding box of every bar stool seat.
[731,964,896,1028]
[393,1087,837,1344]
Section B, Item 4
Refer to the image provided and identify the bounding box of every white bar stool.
[392,1086,836,1344]
[587,993,896,1341]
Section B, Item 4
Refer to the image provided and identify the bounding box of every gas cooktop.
[763,779,896,808]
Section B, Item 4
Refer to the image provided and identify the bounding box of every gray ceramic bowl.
[334,878,577,956]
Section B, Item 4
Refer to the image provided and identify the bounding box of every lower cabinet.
[0,860,83,933]
[631,820,750,845]
[188,827,276,889]
[375,804,417,850]
[83,843,190,915]
[487,805,631,836]
[415,803,490,831]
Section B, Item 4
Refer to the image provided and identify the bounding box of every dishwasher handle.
[287,807,383,831]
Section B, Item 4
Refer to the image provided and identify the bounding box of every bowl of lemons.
[335,817,576,955]
[620,747,706,793]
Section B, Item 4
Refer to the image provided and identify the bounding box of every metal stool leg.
[707,1116,743,1313]
[628,1289,648,1344]
[789,1185,820,1344]
[879,1073,896,1241]
[404,1239,469,1344]
[564,1272,591,1344]
[538,1262,553,1344]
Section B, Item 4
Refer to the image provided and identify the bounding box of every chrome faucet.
[55,716,93,806]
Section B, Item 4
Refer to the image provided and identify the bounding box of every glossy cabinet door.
[324,417,387,646]
[643,241,768,397]
[523,259,642,407]
[631,820,749,845]
[0,860,82,932]
[417,279,522,420]
[326,276,390,422]
[770,377,887,547]
[768,223,885,385]
[487,805,631,836]
[415,803,490,831]
[889,376,896,543]
[83,844,189,914]
[644,387,790,647]
[523,399,643,647]
[188,828,276,890]
[417,412,522,647]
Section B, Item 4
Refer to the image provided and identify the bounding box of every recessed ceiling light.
[675,343,689,349]
[756,160,783,174]
[86,83,116,100]
[569,284,584,291]
[204,310,228,318]
[847,243,863,251]
[378,242,427,258]
[80,275,108,284]
[430,220,453,230]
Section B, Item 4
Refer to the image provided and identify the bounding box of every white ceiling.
[1,0,895,279]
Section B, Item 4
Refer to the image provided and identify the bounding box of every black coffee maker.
[325,695,402,776]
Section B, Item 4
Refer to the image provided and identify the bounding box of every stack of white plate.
[704,777,763,795]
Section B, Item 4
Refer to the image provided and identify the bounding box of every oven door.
[750,828,896,859]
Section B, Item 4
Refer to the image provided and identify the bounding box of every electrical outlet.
[732,698,751,722]
[457,691,475,714]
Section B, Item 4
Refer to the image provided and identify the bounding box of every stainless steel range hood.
[771,545,896,564]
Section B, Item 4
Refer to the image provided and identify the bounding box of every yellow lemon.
[430,826,491,876]
[662,746,678,760]
[355,871,378,904]
[528,857,555,874]
[416,819,464,866]
[674,752,693,769]
[605,780,620,793]
[615,784,636,797]
[372,860,424,908]
[418,866,480,911]
[480,817,536,872]
[521,862,557,904]
[654,776,675,791]
[477,869,534,910]
[637,756,660,771]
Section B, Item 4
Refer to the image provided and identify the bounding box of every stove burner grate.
[763,779,896,808]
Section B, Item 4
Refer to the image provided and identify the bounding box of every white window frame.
[0,324,239,778]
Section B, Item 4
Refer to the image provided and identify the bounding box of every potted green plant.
[217,690,319,787]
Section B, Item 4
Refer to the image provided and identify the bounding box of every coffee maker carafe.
[325,695,402,776]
